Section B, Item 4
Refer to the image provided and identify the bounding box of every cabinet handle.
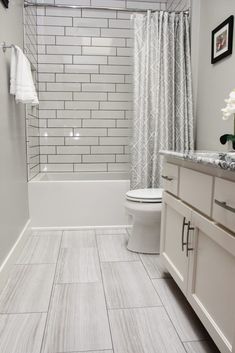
[214,199,235,214]
[186,221,194,257]
[161,175,174,181]
[181,217,189,251]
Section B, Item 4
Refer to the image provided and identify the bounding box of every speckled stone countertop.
[160,150,235,171]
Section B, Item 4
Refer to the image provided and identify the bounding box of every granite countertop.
[160,150,235,171]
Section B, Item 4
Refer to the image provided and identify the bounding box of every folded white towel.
[10,46,39,105]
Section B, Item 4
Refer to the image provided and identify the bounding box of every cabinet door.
[188,211,235,353]
[160,192,192,294]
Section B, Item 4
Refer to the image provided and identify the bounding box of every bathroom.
[0,0,235,352]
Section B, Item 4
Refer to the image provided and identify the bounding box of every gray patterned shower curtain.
[130,11,194,189]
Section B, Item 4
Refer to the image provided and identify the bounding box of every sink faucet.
[220,134,235,149]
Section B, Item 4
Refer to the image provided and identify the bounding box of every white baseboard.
[0,219,31,292]
[32,224,132,231]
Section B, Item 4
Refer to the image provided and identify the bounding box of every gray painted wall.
[193,0,235,151]
[0,0,29,266]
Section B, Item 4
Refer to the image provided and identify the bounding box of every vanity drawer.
[213,178,235,233]
[179,167,213,216]
[161,163,179,196]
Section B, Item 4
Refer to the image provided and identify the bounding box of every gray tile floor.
[0,228,220,353]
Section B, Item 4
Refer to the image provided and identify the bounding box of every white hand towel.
[10,46,39,105]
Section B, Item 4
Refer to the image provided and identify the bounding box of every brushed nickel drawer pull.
[186,221,194,257]
[181,217,189,251]
[161,175,174,181]
[214,199,235,214]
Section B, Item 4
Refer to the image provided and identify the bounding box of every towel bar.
[0,42,37,72]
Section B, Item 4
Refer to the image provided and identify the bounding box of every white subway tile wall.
[166,0,190,11]
[34,0,168,174]
[24,4,39,180]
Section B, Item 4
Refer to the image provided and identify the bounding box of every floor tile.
[109,307,186,353]
[0,264,55,313]
[184,340,220,353]
[96,227,127,235]
[140,254,170,279]
[56,247,101,283]
[62,230,96,248]
[30,234,61,263]
[102,261,161,309]
[0,313,46,353]
[16,237,39,264]
[97,234,139,262]
[42,283,112,353]
[60,351,113,353]
[32,230,62,237]
[153,278,208,342]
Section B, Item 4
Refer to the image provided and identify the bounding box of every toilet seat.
[126,188,163,203]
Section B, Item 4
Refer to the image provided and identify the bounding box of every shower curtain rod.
[24,1,189,14]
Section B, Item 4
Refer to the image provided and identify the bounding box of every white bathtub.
[28,172,130,228]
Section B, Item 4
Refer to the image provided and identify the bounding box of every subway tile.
[39,92,72,101]
[39,101,64,109]
[83,119,115,128]
[91,146,123,154]
[37,16,72,26]
[40,128,73,137]
[48,119,82,127]
[117,11,132,19]
[38,82,46,91]
[117,47,133,56]
[91,37,125,47]
[46,7,81,17]
[40,137,65,145]
[38,73,55,82]
[116,83,132,92]
[101,28,132,38]
[40,146,56,154]
[91,74,124,83]
[65,137,99,145]
[65,64,99,73]
[56,36,91,46]
[109,19,130,28]
[57,146,90,154]
[38,64,64,73]
[73,55,107,65]
[37,25,65,36]
[65,101,99,109]
[55,0,90,5]
[100,137,129,145]
[82,8,116,18]
[126,1,161,10]
[82,46,116,56]
[47,45,81,55]
[57,110,90,119]
[83,154,115,163]
[41,163,73,172]
[108,92,132,101]
[100,101,133,110]
[47,82,81,91]
[82,83,115,92]
[116,154,131,162]
[39,110,56,118]
[37,36,56,45]
[74,163,107,172]
[56,73,90,82]
[38,45,46,54]
[108,128,131,136]
[48,155,82,163]
[108,162,130,171]
[125,74,132,83]
[66,27,100,37]
[91,0,125,8]
[73,92,107,101]
[100,65,132,74]
[108,56,132,65]
[117,119,132,127]
[38,54,72,64]
[73,128,107,136]
[126,38,133,47]
[73,17,108,27]
[92,110,124,119]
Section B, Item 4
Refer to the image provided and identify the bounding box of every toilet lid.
[126,188,163,203]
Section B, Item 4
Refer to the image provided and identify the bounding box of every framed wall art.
[211,15,234,64]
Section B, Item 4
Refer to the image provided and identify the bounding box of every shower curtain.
[130,11,194,190]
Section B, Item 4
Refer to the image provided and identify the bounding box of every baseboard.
[0,219,31,292]
[32,224,132,231]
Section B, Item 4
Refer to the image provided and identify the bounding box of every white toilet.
[125,188,163,254]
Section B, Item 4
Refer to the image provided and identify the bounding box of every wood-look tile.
[184,340,220,353]
[0,313,46,353]
[32,230,62,237]
[101,261,161,309]
[15,237,39,264]
[96,227,127,235]
[42,283,112,353]
[30,234,61,263]
[109,307,186,353]
[153,279,208,342]
[0,264,55,313]
[140,254,170,279]
[61,351,113,353]
[56,247,101,283]
[62,230,96,248]
[97,234,139,262]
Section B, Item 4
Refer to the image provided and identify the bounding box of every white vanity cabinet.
[160,160,235,353]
